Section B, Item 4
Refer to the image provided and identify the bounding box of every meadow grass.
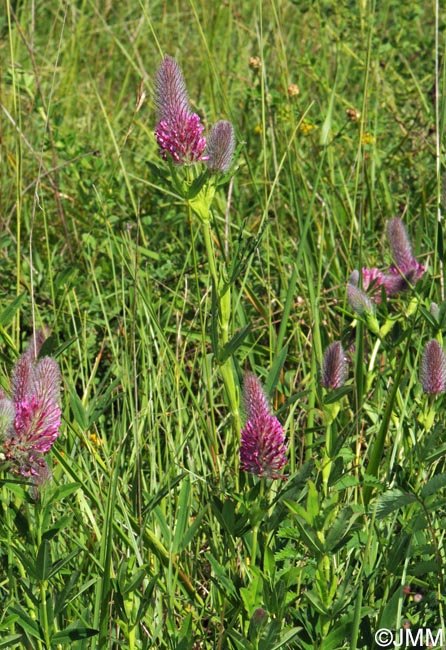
[1,0,446,648]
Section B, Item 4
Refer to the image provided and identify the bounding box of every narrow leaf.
[36,538,51,581]
[172,476,191,554]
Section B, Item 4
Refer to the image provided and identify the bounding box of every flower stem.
[202,216,240,441]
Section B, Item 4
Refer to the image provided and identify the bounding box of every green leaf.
[207,554,238,600]
[265,346,288,396]
[172,476,191,554]
[36,538,51,581]
[325,507,359,552]
[48,482,81,503]
[219,324,252,362]
[142,473,186,516]
[304,588,329,615]
[378,587,401,630]
[306,480,320,523]
[185,170,210,199]
[52,623,99,642]
[323,385,352,404]
[363,326,414,505]
[320,621,350,650]
[69,387,89,430]
[421,473,446,499]
[269,627,302,649]
[292,517,324,556]
[0,292,27,328]
[9,606,43,641]
[187,183,215,221]
[419,305,440,329]
[375,489,417,518]
[274,460,314,504]
[180,507,207,551]
[386,531,412,573]
[48,549,82,580]
[411,560,439,576]
[0,635,24,649]
[240,569,263,617]
[54,571,81,616]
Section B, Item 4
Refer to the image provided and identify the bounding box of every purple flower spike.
[240,373,287,479]
[154,56,207,165]
[421,339,446,395]
[1,330,62,489]
[321,342,348,389]
[357,219,424,304]
[387,217,416,273]
[386,217,425,286]
[206,120,236,173]
[155,55,190,124]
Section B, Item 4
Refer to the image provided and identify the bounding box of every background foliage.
[1,0,446,648]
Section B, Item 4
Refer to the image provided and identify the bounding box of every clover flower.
[154,55,207,165]
[321,342,348,389]
[358,218,424,302]
[206,120,235,173]
[240,372,287,479]
[387,217,424,281]
[0,330,62,488]
[421,339,446,395]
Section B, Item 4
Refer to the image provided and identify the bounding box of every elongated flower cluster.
[155,56,207,164]
[0,330,61,488]
[154,56,235,171]
[240,373,287,479]
[321,342,348,389]
[420,339,446,395]
[354,218,424,302]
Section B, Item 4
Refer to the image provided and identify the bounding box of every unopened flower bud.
[347,283,374,317]
[321,342,348,389]
[421,339,446,395]
[287,83,300,97]
[206,121,235,173]
[249,56,261,70]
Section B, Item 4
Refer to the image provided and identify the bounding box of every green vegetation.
[1,0,446,648]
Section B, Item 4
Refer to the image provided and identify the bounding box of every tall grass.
[1,0,446,648]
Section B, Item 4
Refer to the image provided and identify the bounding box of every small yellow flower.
[361,132,376,144]
[89,432,103,446]
[299,120,316,135]
[253,124,263,135]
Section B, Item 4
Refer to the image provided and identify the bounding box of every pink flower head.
[206,120,236,173]
[321,342,348,389]
[360,267,383,292]
[154,56,207,165]
[240,373,287,479]
[1,330,61,487]
[420,339,446,395]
